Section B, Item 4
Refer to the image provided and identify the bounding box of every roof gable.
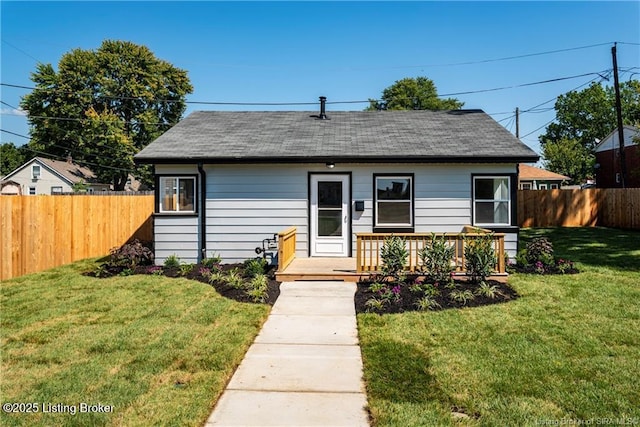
[2,156,103,185]
[135,109,539,164]
[594,125,640,153]
[519,164,569,181]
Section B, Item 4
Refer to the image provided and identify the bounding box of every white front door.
[310,174,350,257]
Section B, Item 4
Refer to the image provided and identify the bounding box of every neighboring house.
[518,164,569,190]
[0,180,22,195]
[135,102,539,265]
[1,156,111,195]
[594,125,640,188]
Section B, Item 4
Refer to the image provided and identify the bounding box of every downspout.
[198,163,207,263]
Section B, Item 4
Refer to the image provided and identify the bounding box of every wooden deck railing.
[277,226,297,272]
[356,228,505,274]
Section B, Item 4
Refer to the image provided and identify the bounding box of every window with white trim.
[374,175,413,228]
[520,182,532,190]
[29,186,36,195]
[473,176,511,226]
[539,183,548,190]
[51,186,63,194]
[158,176,196,213]
[32,165,41,179]
[550,183,559,189]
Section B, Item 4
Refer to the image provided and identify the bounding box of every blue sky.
[1,1,639,158]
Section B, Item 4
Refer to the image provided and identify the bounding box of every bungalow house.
[135,100,539,266]
[594,126,640,188]
[1,156,111,195]
[518,164,569,189]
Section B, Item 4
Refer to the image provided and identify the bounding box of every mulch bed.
[354,275,519,314]
[88,262,281,305]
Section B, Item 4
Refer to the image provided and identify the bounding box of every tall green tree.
[0,142,29,177]
[540,80,640,183]
[366,77,463,111]
[20,40,193,190]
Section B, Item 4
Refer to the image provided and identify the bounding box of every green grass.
[0,259,270,427]
[358,227,640,426]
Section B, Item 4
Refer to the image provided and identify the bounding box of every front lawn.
[0,259,270,427]
[358,227,640,425]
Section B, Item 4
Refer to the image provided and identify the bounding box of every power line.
[1,130,137,174]
[0,69,617,108]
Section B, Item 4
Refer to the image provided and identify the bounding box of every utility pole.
[612,43,627,188]
[515,107,520,138]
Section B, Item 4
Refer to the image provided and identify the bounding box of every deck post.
[277,227,297,273]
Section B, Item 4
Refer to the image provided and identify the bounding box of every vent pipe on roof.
[319,96,328,120]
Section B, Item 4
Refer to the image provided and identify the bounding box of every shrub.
[246,274,269,303]
[244,258,268,278]
[179,263,194,276]
[415,296,441,311]
[380,235,408,280]
[201,253,222,269]
[163,255,181,269]
[476,282,501,299]
[449,289,475,305]
[464,233,496,284]
[419,233,455,285]
[109,239,153,269]
[526,237,554,264]
[225,268,245,290]
[207,269,226,285]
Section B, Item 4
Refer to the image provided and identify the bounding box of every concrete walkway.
[205,281,370,427]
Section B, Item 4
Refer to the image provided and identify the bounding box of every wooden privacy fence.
[518,188,640,229]
[1,195,154,280]
[356,228,506,274]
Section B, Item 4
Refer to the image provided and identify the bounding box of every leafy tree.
[1,142,29,177]
[541,138,594,185]
[540,80,640,183]
[366,76,463,111]
[20,40,193,190]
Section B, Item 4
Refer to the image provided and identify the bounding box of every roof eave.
[135,154,540,165]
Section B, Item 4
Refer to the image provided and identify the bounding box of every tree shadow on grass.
[520,227,640,272]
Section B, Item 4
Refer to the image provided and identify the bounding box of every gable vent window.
[158,176,196,213]
[473,176,511,226]
[32,165,41,180]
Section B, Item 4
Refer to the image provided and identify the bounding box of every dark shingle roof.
[135,109,539,163]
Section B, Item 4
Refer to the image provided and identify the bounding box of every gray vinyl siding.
[153,162,520,264]
[153,165,200,264]
[205,165,308,264]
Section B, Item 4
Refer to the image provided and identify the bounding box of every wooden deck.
[276,257,367,282]
[275,256,508,283]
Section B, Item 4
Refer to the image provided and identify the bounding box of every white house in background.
[1,157,111,195]
[135,99,539,265]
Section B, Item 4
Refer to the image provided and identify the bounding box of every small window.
[32,165,41,179]
[29,187,36,195]
[473,176,510,226]
[51,186,63,194]
[374,174,413,229]
[539,184,548,190]
[158,176,196,213]
[520,182,532,190]
[550,184,559,189]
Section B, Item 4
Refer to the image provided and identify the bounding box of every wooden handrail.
[277,226,297,273]
[355,230,506,275]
